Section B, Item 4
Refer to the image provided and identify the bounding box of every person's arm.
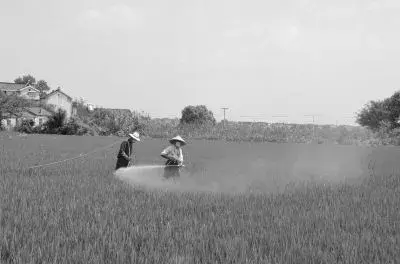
[119,142,131,161]
[161,146,179,162]
[177,149,183,166]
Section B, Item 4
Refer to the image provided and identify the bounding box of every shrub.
[59,119,88,136]
[45,109,66,133]
[373,120,400,145]
[32,124,46,134]
[87,109,150,136]
[14,120,35,134]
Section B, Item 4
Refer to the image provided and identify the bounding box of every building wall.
[45,91,73,119]
[33,116,49,126]
[2,91,17,96]
[1,118,17,130]
[19,87,40,100]
[2,116,49,128]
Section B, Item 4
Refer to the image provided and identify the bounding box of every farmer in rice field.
[161,135,186,179]
[115,131,140,170]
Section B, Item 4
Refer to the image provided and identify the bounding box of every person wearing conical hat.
[161,135,186,178]
[115,131,140,170]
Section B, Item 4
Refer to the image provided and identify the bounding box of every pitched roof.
[1,111,19,118]
[25,107,52,117]
[45,88,72,101]
[0,82,26,91]
[8,107,52,118]
[20,111,35,119]
[20,86,40,93]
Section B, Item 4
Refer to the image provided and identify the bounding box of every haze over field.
[1,0,400,125]
[116,139,373,193]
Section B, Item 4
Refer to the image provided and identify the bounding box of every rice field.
[1,132,399,263]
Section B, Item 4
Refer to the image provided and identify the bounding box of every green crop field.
[1,132,399,263]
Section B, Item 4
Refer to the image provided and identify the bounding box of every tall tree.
[14,74,36,86]
[356,90,400,131]
[35,80,51,93]
[35,79,51,98]
[180,105,216,126]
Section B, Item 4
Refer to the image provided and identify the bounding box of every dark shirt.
[117,141,133,160]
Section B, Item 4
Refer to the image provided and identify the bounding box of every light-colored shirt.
[161,145,183,164]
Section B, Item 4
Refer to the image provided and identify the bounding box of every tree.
[90,108,118,135]
[14,120,35,134]
[385,91,400,125]
[35,80,51,97]
[45,109,67,133]
[180,105,216,126]
[356,91,400,131]
[14,74,36,86]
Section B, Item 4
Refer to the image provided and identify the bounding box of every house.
[21,107,53,126]
[1,107,52,130]
[0,112,19,130]
[0,82,40,100]
[42,87,75,120]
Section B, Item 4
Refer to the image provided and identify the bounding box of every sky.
[1,0,400,125]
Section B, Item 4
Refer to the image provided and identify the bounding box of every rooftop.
[0,82,27,91]
[45,87,72,101]
[25,107,52,117]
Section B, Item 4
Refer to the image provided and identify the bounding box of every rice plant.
[0,132,399,263]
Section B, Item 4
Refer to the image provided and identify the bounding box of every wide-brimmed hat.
[128,131,140,141]
[169,135,186,145]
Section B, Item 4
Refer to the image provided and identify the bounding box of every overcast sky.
[1,0,399,125]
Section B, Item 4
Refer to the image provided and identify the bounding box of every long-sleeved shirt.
[117,141,133,161]
[161,145,183,165]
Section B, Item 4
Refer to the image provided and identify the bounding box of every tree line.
[6,73,400,145]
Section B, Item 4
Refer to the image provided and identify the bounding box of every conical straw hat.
[128,131,140,141]
[169,135,186,145]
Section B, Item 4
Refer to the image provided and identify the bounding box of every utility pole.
[221,107,229,127]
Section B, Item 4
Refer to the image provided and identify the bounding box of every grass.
[1,132,399,263]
